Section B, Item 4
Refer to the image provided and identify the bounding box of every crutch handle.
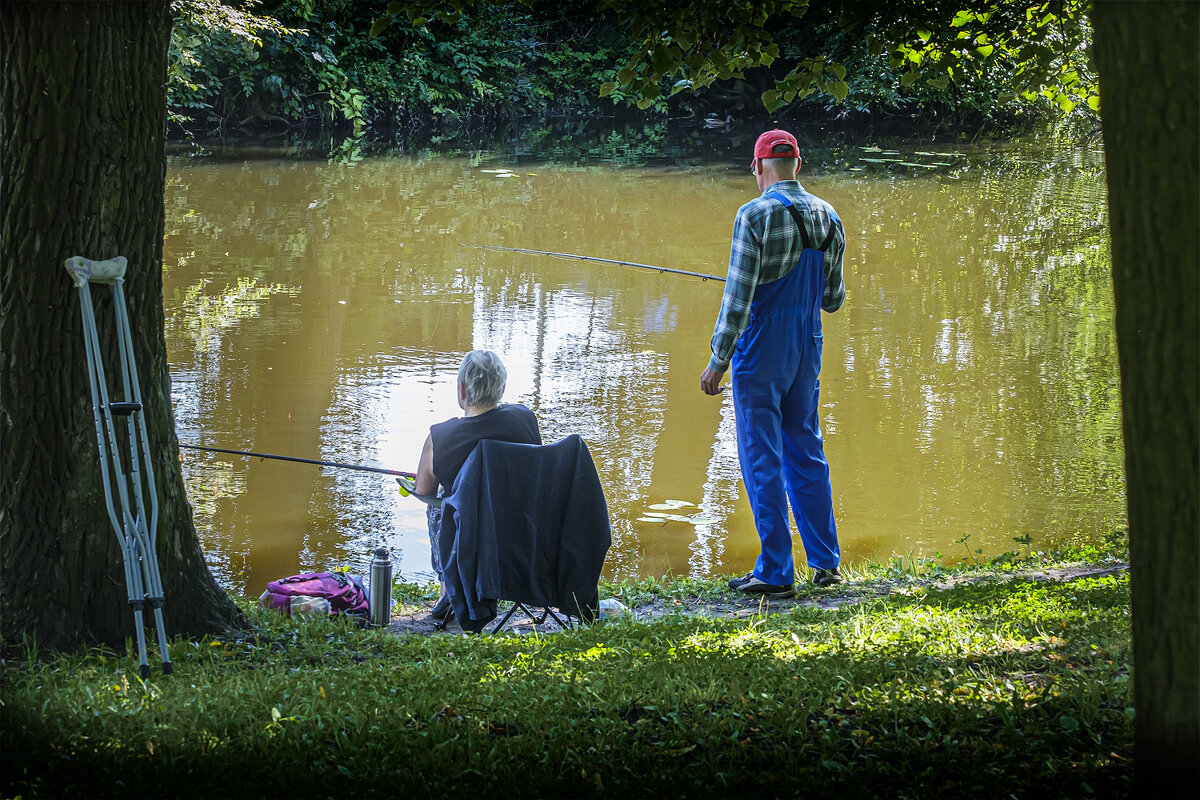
[63,255,128,286]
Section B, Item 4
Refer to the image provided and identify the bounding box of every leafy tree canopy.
[373,0,1095,115]
[169,0,1095,134]
[598,0,1094,113]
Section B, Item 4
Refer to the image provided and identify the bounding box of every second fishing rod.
[183,246,714,489]
[459,242,727,283]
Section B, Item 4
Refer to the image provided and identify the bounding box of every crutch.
[64,256,172,679]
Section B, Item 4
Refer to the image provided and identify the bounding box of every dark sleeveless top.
[429,403,541,492]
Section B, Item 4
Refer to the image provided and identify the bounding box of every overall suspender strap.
[765,191,835,252]
[816,220,836,252]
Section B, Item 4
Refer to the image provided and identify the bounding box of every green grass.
[1,543,1132,799]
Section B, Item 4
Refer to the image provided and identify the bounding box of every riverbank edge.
[385,539,1130,635]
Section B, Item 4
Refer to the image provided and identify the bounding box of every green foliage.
[167,1,1091,137]
[956,531,985,564]
[390,577,440,612]
[863,0,1097,121]
[601,573,733,607]
[2,558,1132,798]
[168,0,637,134]
[169,0,372,132]
[598,0,803,110]
[599,0,1096,125]
[168,0,298,127]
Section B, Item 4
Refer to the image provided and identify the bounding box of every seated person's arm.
[415,434,438,497]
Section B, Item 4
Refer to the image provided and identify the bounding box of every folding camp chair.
[64,256,171,678]
[438,435,612,635]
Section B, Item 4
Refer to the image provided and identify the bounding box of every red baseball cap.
[752,129,800,161]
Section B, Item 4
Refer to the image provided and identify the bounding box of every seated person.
[413,350,541,621]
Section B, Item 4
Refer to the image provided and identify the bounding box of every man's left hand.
[700,366,725,396]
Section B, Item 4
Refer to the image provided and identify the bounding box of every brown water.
[163,138,1123,595]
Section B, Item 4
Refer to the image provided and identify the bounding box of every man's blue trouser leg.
[780,339,840,571]
[733,376,794,585]
[731,248,839,586]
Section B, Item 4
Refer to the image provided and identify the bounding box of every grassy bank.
[1,542,1132,799]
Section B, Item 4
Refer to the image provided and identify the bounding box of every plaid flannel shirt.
[708,180,846,373]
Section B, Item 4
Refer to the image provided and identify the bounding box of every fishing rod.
[179,444,415,479]
[459,242,727,283]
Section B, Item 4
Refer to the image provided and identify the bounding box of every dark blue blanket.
[439,434,611,632]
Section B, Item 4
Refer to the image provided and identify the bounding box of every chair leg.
[543,607,571,628]
[488,603,523,634]
[488,602,578,633]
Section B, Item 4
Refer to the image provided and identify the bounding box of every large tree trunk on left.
[0,1,243,652]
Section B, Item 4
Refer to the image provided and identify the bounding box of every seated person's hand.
[397,476,442,508]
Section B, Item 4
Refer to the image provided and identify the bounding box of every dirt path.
[386,561,1129,636]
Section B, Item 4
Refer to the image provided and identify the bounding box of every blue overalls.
[730,191,840,586]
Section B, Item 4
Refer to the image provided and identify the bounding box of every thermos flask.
[369,547,393,627]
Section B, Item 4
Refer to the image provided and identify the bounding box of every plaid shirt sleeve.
[708,202,764,373]
[823,209,846,312]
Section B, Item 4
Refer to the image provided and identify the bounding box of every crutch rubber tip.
[139,664,151,680]
[162,661,173,675]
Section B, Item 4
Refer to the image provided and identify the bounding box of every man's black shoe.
[734,575,796,598]
[812,567,843,587]
[727,572,755,590]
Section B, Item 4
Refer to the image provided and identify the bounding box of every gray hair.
[457,350,507,407]
[761,156,799,173]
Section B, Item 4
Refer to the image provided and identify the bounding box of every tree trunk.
[0,1,243,653]
[1091,3,1199,797]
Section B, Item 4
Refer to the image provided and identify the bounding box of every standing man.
[700,129,846,598]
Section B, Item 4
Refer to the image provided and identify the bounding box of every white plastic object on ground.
[598,598,630,619]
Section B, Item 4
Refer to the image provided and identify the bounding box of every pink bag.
[259,572,368,618]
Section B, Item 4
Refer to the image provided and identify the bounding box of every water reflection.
[164,139,1124,596]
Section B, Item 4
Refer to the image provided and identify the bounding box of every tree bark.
[0,1,243,652]
[1091,3,1199,797]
